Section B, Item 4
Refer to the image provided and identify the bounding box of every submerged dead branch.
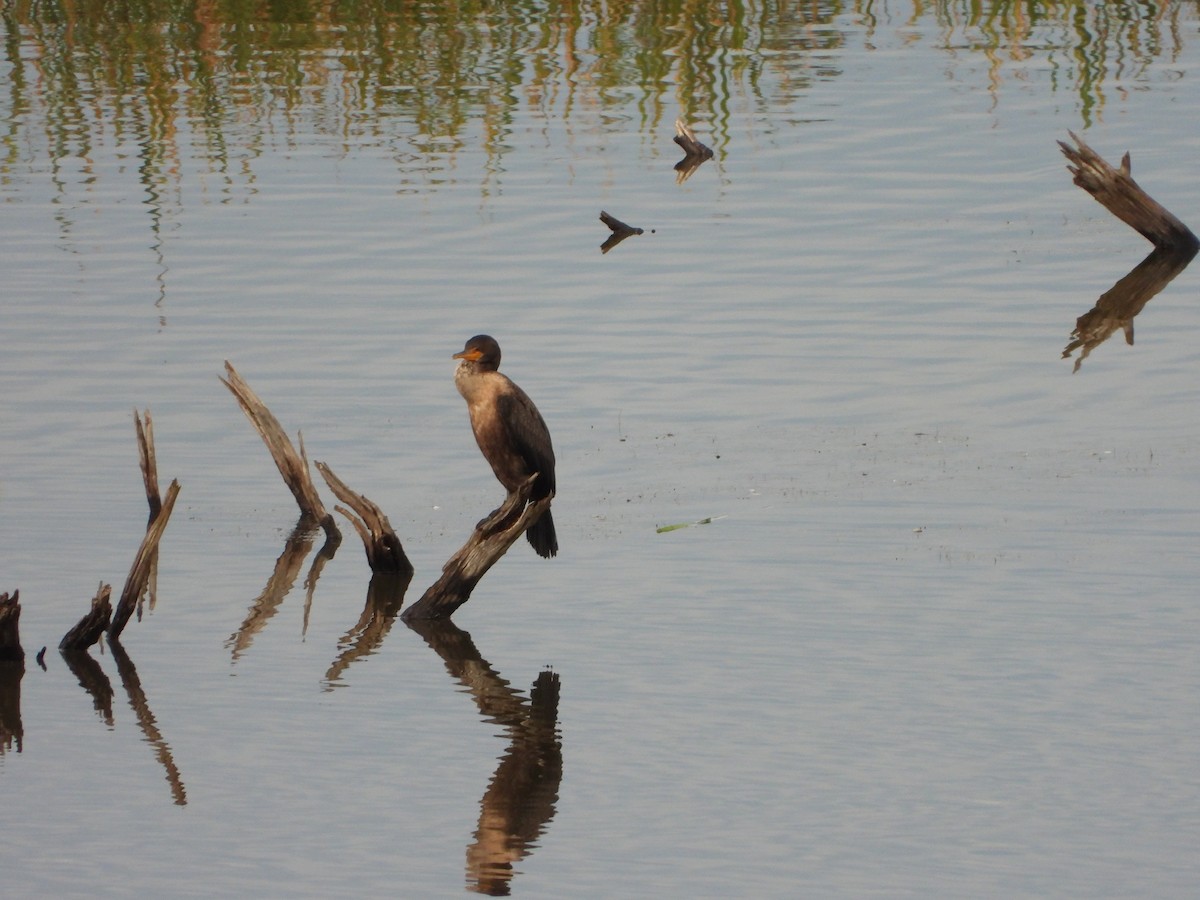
[316,461,411,574]
[110,480,181,641]
[673,118,714,184]
[60,583,113,651]
[403,475,553,621]
[221,361,340,542]
[1059,131,1200,253]
[1058,132,1198,370]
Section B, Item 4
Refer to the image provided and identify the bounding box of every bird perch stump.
[403,475,553,621]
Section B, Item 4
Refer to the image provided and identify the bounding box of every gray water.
[3,2,1200,896]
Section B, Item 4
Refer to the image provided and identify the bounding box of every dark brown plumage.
[453,335,557,558]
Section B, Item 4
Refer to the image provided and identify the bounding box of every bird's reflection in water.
[1063,244,1197,371]
[407,619,563,896]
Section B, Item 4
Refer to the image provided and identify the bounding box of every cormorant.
[453,334,557,558]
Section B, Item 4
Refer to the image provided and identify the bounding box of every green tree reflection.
[1,0,1195,193]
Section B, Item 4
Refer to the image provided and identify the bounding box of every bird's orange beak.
[453,347,483,361]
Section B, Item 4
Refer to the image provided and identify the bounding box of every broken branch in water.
[316,461,411,575]
[221,361,340,542]
[110,479,181,641]
[1058,132,1198,370]
[402,473,553,621]
[1058,131,1199,253]
[672,118,714,184]
[60,583,113,651]
[135,409,162,525]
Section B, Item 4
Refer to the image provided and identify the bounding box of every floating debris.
[599,210,645,254]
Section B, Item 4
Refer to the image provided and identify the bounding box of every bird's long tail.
[527,507,557,558]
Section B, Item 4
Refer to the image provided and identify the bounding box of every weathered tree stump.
[316,461,411,574]
[403,475,552,621]
[0,590,23,662]
[135,409,163,525]
[60,583,113,651]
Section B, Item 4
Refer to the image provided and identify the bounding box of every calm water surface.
[3,2,1200,896]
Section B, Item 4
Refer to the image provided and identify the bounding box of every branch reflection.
[408,619,563,896]
[58,640,188,805]
[1063,244,1197,371]
[322,571,413,690]
[0,659,23,755]
[110,638,188,806]
[61,647,116,726]
[228,517,338,661]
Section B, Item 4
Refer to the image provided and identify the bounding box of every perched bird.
[453,334,557,558]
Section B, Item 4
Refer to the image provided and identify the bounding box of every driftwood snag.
[136,409,163,524]
[1059,131,1199,253]
[60,583,113,651]
[316,461,411,575]
[0,590,22,662]
[110,480,181,641]
[1058,132,1198,370]
[221,361,340,542]
[673,118,714,184]
[403,474,552,621]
